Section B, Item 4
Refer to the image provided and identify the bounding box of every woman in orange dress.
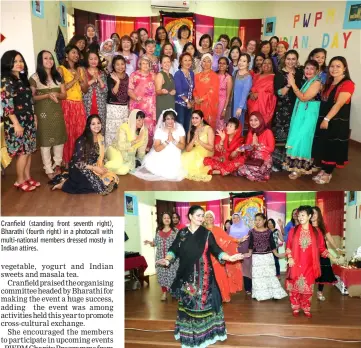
[204,210,246,302]
[193,54,219,130]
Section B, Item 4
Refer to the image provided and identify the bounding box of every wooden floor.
[2,140,361,216]
[125,275,361,347]
[1,152,123,216]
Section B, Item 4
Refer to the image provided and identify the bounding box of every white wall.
[345,191,361,259]
[0,1,36,71]
[262,1,361,142]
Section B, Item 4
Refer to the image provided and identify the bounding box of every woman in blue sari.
[283,60,321,179]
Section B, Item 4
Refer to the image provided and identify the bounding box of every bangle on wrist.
[324,117,330,122]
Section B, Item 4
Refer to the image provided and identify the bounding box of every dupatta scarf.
[214,125,243,160]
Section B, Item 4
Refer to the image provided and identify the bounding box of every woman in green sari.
[283,60,321,179]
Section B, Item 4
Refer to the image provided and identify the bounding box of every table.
[332,264,361,297]
[125,256,150,287]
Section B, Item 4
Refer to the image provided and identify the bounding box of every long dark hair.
[224,219,232,231]
[324,56,352,93]
[217,56,230,74]
[84,24,98,44]
[187,205,204,221]
[290,208,298,225]
[259,40,272,58]
[62,45,81,69]
[80,114,102,161]
[252,52,265,73]
[189,110,209,143]
[267,218,276,229]
[307,48,327,72]
[1,50,30,86]
[228,46,241,64]
[36,50,62,86]
[68,35,87,54]
[312,206,327,236]
[199,34,212,49]
[230,37,242,48]
[130,31,143,53]
[85,51,103,70]
[158,211,175,231]
[255,213,267,228]
[182,42,200,59]
[280,49,299,69]
[155,26,169,44]
[160,43,176,61]
[135,110,145,135]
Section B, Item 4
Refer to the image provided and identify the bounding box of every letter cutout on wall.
[326,8,336,24]
[293,14,300,28]
[331,33,339,48]
[314,11,323,27]
[301,36,309,49]
[303,13,311,27]
[322,33,330,48]
[293,36,299,49]
[343,31,352,48]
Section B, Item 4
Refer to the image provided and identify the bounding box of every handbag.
[245,156,264,167]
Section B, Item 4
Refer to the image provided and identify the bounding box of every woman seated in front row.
[105,109,148,175]
[235,111,275,182]
[52,115,118,194]
[132,108,186,181]
[203,117,244,176]
[181,110,215,182]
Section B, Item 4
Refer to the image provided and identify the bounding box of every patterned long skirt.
[236,157,273,182]
[62,100,86,163]
[204,156,245,176]
[105,104,128,148]
[175,302,227,348]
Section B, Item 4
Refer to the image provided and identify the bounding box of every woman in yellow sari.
[105,109,148,175]
[181,110,214,182]
[52,115,118,195]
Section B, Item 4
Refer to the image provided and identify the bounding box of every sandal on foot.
[27,177,41,187]
[312,170,324,181]
[292,310,300,317]
[289,171,301,180]
[304,311,312,318]
[317,292,326,301]
[17,182,36,192]
[315,174,332,184]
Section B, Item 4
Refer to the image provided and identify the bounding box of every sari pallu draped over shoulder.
[247,74,277,126]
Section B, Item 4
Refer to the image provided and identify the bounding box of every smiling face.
[262,58,273,74]
[161,56,171,71]
[255,55,264,69]
[145,42,155,55]
[181,28,190,39]
[218,58,228,73]
[12,54,24,74]
[277,43,287,56]
[121,39,132,52]
[88,53,99,68]
[312,52,326,68]
[90,117,102,134]
[181,54,192,69]
[201,57,212,71]
[261,43,271,56]
[185,45,195,57]
[247,40,257,54]
[230,48,240,61]
[220,37,229,48]
[136,116,144,129]
[304,63,318,79]
[189,209,205,226]
[214,43,223,56]
[42,51,54,70]
[131,33,138,44]
[157,28,167,41]
[226,122,237,135]
[139,59,150,73]
[298,210,311,225]
[232,214,240,224]
[285,53,298,69]
[201,37,210,49]
[67,48,79,63]
[114,59,125,74]
[103,41,113,53]
[76,39,86,51]
[172,214,180,225]
[329,59,346,79]
[255,215,266,228]
[205,213,214,226]
[162,213,171,226]
[267,220,275,229]
[270,38,278,51]
[164,114,175,128]
[139,30,148,43]
[249,115,260,129]
[191,113,202,127]
[163,44,173,57]
[87,26,95,38]
[237,55,249,70]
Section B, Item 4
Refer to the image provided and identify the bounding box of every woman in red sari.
[205,210,246,302]
[204,117,244,176]
[248,58,277,126]
[193,53,219,130]
[286,205,340,318]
